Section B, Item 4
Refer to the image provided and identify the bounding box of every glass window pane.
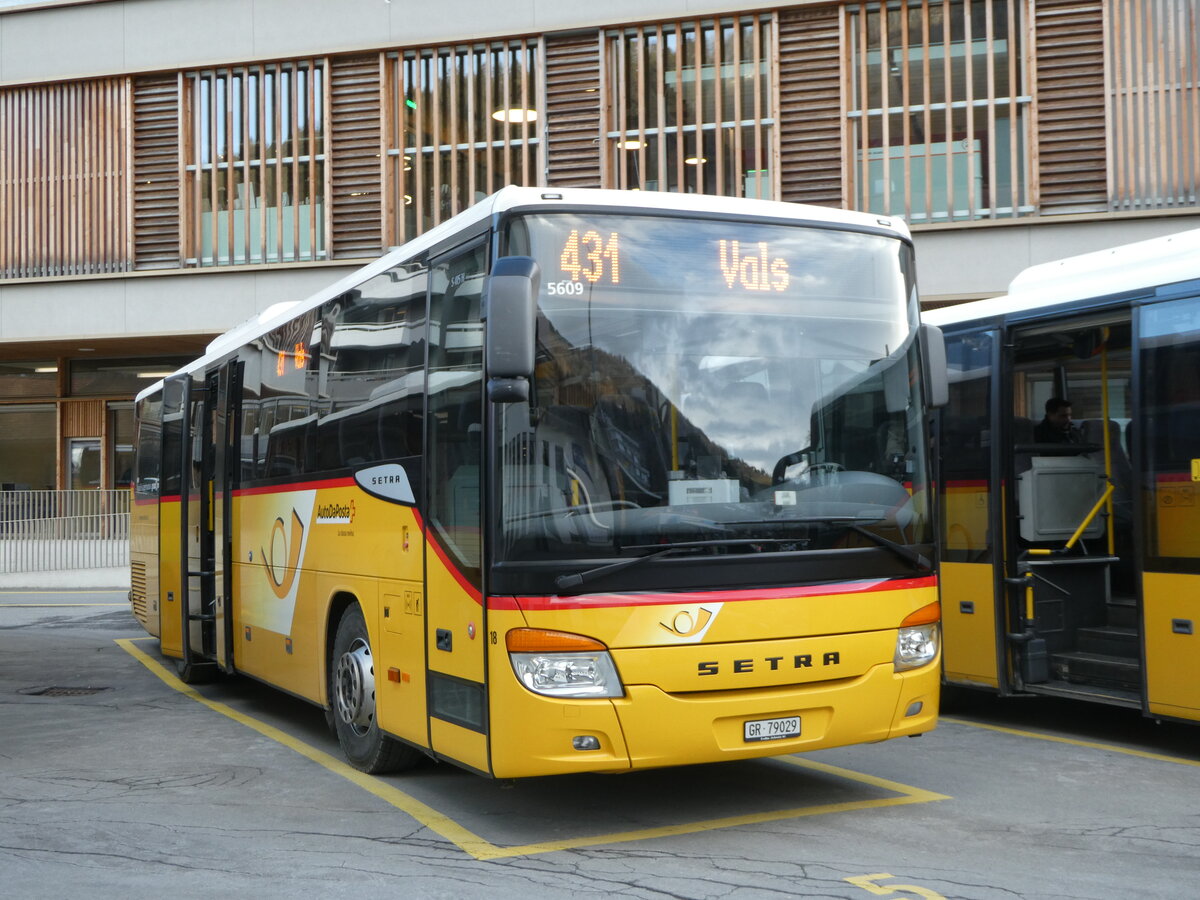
[190,62,326,266]
[388,41,538,243]
[1141,297,1200,566]
[848,0,1028,221]
[0,405,57,490]
[70,357,189,397]
[0,360,58,399]
[608,17,772,201]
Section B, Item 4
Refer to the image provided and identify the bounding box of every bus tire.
[330,604,421,773]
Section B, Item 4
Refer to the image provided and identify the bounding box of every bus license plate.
[744,715,800,743]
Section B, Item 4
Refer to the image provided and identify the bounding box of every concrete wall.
[0,0,790,85]
[0,264,360,346]
[914,214,1200,304]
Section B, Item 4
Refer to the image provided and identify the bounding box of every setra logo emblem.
[262,510,304,599]
[659,605,720,641]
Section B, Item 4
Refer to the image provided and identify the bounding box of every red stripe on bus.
[489,575,938,612]
[426,529,484,604]
[1155,472,1195,483]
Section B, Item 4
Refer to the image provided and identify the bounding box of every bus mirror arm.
[918,323,949,409]
[486,256,540,404]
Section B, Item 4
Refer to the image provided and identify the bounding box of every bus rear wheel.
[330,604,421,773]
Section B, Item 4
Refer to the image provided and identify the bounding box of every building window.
[185,61,327,266]
[0,361,58,399]
[109,402,135,488]
[69,357,188,397]
[386,40,541,244]
[846,0,1032,222]
[0,405,57,491]
[605,16,774,197]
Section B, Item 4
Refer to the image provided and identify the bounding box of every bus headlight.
[894,601,940,672]
[507,628,625,698]
[894,623,939,671]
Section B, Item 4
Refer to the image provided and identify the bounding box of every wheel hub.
[335,638,376,735]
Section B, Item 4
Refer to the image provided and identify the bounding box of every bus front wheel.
[330,604,421,773]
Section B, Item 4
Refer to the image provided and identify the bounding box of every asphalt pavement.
[3,588,1198,899]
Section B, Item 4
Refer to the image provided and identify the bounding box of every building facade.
[2,0,1198,489]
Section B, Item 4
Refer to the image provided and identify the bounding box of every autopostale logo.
[262,510,304,599]
[659,604,721,642]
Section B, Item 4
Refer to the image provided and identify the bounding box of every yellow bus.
[925,228,1200,724]
[130,187,946,777]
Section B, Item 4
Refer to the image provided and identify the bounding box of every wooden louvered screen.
[778,6,843,208]
[61,400,104,438]
[0,79,131,279]
[605,18,774,196]
[1107,0,1200,211]
[1033,0,1107,213]
[329,55,384,259]
[132,75,182,269]
[385,40,540,245]
[544,33,603,188]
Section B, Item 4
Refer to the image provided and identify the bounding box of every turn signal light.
[506,628,606,653]
[900,601,940,627]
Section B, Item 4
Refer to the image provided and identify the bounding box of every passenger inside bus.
[1034,396,1081,444]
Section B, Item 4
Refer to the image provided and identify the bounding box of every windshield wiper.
[844,523,931,572]
[554,539,752,592]
[724,516,931,573]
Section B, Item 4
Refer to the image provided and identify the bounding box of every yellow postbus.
[130,187,947,777]
[925,228,1200,724]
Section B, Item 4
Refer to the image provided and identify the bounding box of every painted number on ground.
[846,873,946,899]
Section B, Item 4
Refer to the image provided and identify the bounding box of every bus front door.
[423,242,489,773]
[173,362,240,681]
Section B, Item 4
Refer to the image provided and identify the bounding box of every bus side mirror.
[485,256,539,403]
[919,322,949,409]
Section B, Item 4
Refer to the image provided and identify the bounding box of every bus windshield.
[498,211,930,575]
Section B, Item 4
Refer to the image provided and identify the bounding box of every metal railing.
[0,490,130,573]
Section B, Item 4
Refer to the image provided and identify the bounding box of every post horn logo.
[660,606,715,638]
[262,510,304,599]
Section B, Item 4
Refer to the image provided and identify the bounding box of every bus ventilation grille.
[130,560,147,622]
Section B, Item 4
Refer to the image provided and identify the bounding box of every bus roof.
[922,226,1200,330]
[136,187,911,402]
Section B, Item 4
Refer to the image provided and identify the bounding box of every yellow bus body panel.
[1152,482,1200,558]
[485,580,940,778]
[230,485,425,706]
[938,561,1000,688]
[1143,571,1200,722]
[429,718,489,774]
[943,484,990,554]
[130,497,160,636]
[158,498,182,657]
[376,577,429,748]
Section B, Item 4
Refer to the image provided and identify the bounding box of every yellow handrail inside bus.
[1028,481,1115,558]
